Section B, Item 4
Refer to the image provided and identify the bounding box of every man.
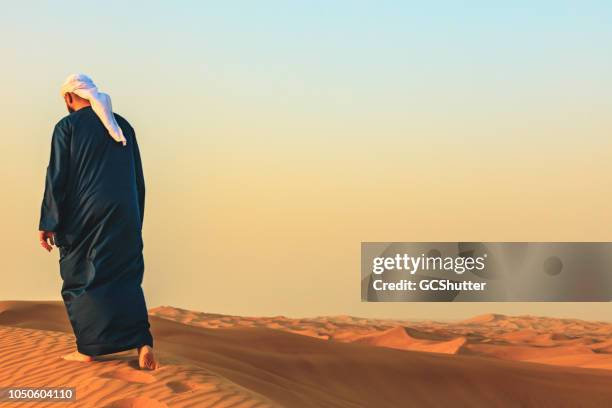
[39,74,158,370]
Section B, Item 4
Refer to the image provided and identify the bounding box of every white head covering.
[60,74,127,146]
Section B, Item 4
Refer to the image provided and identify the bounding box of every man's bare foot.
[138,345,159,370]
[61,351,93,362]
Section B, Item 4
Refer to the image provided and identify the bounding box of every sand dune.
[346,326,467,354]
[2,302,612,407]
[590,338,612,352]
[0,325,274,408]
[150,306,612,366]
[461,313,505,324]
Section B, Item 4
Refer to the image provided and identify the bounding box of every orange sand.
[2,301,612,407]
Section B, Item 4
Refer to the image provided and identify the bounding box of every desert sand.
[2,301,612,407]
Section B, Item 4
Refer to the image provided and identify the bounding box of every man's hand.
[39,231,56,252]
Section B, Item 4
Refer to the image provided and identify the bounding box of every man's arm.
[132,128,145,228]
[39,120,71,251]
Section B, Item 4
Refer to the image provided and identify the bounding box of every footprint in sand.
[104,397,168,408]
[166,380,216,393]
[99,367,156,384]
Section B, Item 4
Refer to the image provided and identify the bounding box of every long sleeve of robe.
[39,106,153,356]
[39,121,71,232]
[133,130,145,228]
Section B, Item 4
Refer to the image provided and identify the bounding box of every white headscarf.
[60,74,127,146]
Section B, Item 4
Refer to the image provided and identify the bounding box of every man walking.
[39,74,158,370]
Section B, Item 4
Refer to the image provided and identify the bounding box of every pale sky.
[1,1,611,320]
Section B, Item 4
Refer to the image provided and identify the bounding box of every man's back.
[41,106,145,248]
[65,106,138,202]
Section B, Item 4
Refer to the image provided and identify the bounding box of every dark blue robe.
[39,106,153,356]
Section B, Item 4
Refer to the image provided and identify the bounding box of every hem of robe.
[76,331,154,357]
